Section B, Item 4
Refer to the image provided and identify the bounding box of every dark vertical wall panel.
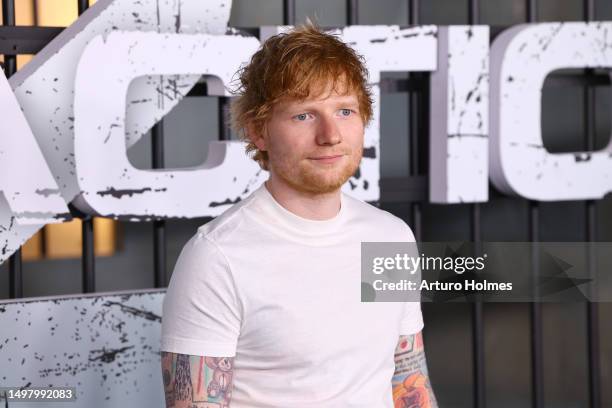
[584,3,602,407]
[77,0,95,295]
[480,1,525,26]
[295,0,346,26]
[356,0,408,25]
[420,0,468,24]
[542,84,585,153]
[95,223,155,292]
[3,0,23,299]
[163,97,218,170]
[379,76,411,178]
[0,260,8,299]
[481,194,530,241]
[542,302,590,405]
[539,201,585,241]
[483,303,533,407]
[229,0,284,26]
[594,86,611,150]
[595,0,612,18]
[525,2,543,407]
[538,0,583,21]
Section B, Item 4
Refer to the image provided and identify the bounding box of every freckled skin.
[251,82,365,196]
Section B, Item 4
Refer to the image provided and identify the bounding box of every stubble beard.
[270,146,363,195]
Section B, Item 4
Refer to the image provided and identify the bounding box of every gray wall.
[1,0,611,407]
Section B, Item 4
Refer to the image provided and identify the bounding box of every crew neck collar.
[250,181,348,243]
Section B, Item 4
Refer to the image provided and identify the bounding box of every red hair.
[230,20,373,171]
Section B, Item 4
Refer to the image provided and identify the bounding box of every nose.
[315,114,342,146]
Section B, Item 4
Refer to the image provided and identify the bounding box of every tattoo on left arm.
[392,331,438,408]
[161,351,234,408]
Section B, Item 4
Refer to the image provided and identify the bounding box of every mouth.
[308,154,345,164]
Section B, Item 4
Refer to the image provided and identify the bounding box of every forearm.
[392,332,438,408]
[161,351,235,408]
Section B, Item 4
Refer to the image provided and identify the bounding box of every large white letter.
[0,72,71,262]
[490,22,612,201]
[430,26,489,203]
[0,72,70,225]
[73,32,264,219]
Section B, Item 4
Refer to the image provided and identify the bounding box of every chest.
[231,249,404,367]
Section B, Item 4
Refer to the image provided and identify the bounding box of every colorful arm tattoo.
[161,351,235,408]
[392,331,439,408]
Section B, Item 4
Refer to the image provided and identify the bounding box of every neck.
[264,175,341,221]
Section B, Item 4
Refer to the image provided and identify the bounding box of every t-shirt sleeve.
[399,301,424,335]
[161,231,242,357]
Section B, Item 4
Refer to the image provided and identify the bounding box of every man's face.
[255,81,365,195]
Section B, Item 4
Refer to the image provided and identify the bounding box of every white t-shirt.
[161,182,423,408]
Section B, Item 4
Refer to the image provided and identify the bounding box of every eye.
[293,113,311,121]
[339,108,354,117]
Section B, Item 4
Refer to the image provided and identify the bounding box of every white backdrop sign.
[0,290,165,408]
[0,0,610,263]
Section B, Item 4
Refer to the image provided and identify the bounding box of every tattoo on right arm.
[161,351,235,408]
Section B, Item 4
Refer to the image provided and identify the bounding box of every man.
[160,21,438,408]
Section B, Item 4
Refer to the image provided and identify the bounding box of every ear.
[245,122,267,152]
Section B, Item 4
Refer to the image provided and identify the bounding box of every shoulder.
[196,190,260,244]
[171,192,259,270]
[172,230,228,280]
[343,193,416,242]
